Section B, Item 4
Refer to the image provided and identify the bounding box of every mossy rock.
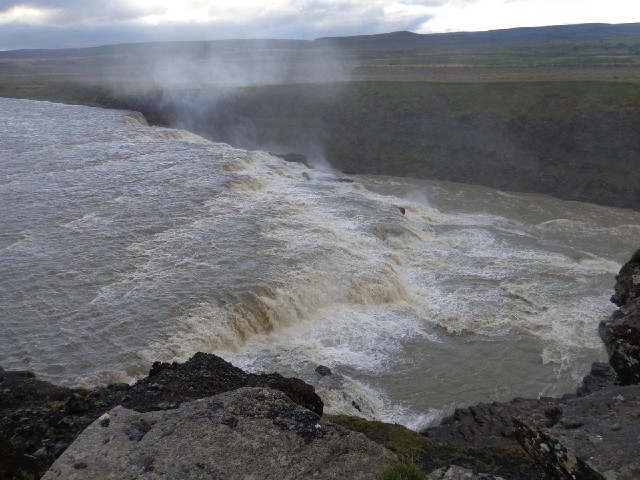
[326,414,544,480]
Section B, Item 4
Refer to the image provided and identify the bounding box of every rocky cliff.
[100,81,640,211]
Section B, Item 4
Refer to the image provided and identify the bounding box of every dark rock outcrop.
[0,370,83,477]
[422,361,616,449]
[42,388,394,480]
[126,352,323,415]
[599,298,640,385]
[513,385,640,480]
[574,361,616,396]
[599,253,640,385]
[422,397,562,448]
[315,365,332,376]
[0,353,322,480]
[0,369,72,411]
[609,254,640,307]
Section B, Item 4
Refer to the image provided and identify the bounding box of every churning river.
[2,98,639,429]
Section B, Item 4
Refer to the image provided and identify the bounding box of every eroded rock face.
[600,255,640,385]
[422,397,560,448]
[513,385,640,480]
[599,298,640,385]
[42,387,395,480]
[610,256,640,307]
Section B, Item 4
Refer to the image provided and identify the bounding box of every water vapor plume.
[108,38,353,168]
[403,190,431,207]
[304,145,334,173]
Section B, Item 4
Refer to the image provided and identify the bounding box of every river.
[2,98,638,429]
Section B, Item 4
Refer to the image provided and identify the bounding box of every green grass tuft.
[325,414,430,461]
[379,463,426,480]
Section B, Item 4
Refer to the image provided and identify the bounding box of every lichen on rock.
[42,387,395,480]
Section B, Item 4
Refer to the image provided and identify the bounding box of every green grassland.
[1,23,639,209]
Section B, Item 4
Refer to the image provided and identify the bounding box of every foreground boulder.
[42,387,394,480]
[0,353,322,479]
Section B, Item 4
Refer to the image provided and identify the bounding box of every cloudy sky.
[1,0,639,50]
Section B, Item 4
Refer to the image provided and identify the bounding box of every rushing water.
[2,98,638,429]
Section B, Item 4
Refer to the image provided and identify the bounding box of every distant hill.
[0,39,311,59]
[2,23,639,59]
[316,23,640,48]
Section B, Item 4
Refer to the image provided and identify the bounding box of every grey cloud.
[0,0,161,25]
[0,1,437,50]
[377,0,479,5]
[1,0,88,9]
[220,1,433,38]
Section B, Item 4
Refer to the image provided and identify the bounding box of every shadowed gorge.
[96,81,640,209]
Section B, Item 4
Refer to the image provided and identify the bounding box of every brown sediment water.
[1,97,638,430]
